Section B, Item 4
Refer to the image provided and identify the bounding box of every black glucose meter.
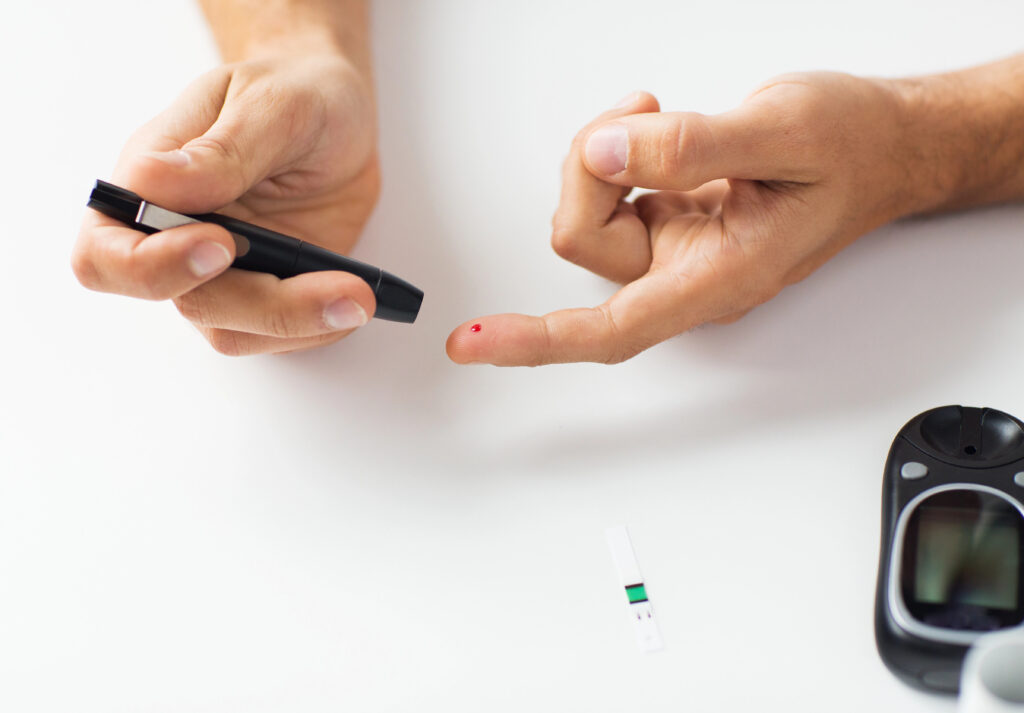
[875,405,1024,693]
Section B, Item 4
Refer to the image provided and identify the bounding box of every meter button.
[1014,472,1024,488]
[900,462,929,480]
[921,670,960,692]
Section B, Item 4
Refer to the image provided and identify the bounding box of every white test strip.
[606,525,664,653]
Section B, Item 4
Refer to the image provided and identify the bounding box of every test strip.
[606,525,664,652]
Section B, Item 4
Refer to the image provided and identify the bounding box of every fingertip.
[185,230,234,280]
[336,270,377,322]
[70,240,99,292]
[71,213,103,290]
[582,93,661,180]
[144,149,192,169]
[300,269,377,327]
[611,90,659,114]
[446,319,489,364]
[140,222,237,297]
[446,314,557,367]
[118,149,238,213]
[323,297,369,332]
[117,151,188,201]
[583,122,629,177]
[447,316,519,365]
[602,90,659,115]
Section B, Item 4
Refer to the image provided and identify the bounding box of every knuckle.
[740,249,786,305]
[754,274,785,305]
[753,81,839,160]
[186,133,248,195]
[784,102,829,151]
[188,133,237,163]
[110,243,159,300]
[70,246,101,291]
[262,306,298,339]
[659,113,710,184]
[731,266,782,309]
[657,117,686,179]
[531,317,555,368]
[550,226,582,263]
[600,349,630,366]
[206,328,247,357]
[600,340,643,365]
[787,92,823,127]
[173,291,205,323]
[748,72,808,100]
[123,253,163,301]
[279,85,323,134]
[596,305,639,365]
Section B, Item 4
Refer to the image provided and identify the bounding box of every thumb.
[116,91,291,215]
[123,115,280,215]
[581,105,819,191]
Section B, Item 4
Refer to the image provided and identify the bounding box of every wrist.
[201,0,372,75]
[239,26,350,63]
[885,73,975,217]
[886,56,1024,216]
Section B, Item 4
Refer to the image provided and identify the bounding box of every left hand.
[73,51,380,356]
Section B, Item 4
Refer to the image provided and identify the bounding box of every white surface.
[2,1,1024,711]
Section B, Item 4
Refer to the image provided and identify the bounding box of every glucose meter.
[875,405,1024,694]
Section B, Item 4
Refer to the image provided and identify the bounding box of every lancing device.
[87,179,423,323]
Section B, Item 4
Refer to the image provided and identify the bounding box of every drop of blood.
[470,324,482,333]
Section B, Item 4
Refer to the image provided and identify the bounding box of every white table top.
[3,1,1023,711]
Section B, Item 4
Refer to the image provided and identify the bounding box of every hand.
[446,74,913,366]
[72,52,380,355]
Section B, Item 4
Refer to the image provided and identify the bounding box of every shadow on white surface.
[494,204,1024,469]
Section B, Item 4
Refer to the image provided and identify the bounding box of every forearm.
[198,0,371,72]
[893,54,1024,216]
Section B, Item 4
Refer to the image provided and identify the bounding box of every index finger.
[554,92,660,233]
[445,271,715,366]
[551,92,660,284]
[72,210,236,301]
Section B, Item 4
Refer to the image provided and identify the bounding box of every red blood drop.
[470,323,482,333]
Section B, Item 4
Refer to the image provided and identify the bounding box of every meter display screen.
[901,490,1024,630]
[914,506,1018,609]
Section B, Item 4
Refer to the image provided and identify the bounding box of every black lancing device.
[875,405,1024,694]
[87,180,423,323]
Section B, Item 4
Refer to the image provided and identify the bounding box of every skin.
[446,56,1024,366]
[72,13,1024,365]
[72,0,378,356]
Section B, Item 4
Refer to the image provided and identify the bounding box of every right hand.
[72,51,381,355]
[447,74,916,366]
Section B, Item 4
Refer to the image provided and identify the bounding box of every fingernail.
[146,149,191,167]
[585,124,628,175]
[613,91,639,108]
[188,241,232,278]
[323,298,368,331]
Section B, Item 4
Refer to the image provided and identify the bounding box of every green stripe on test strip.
[625,584,648,603]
